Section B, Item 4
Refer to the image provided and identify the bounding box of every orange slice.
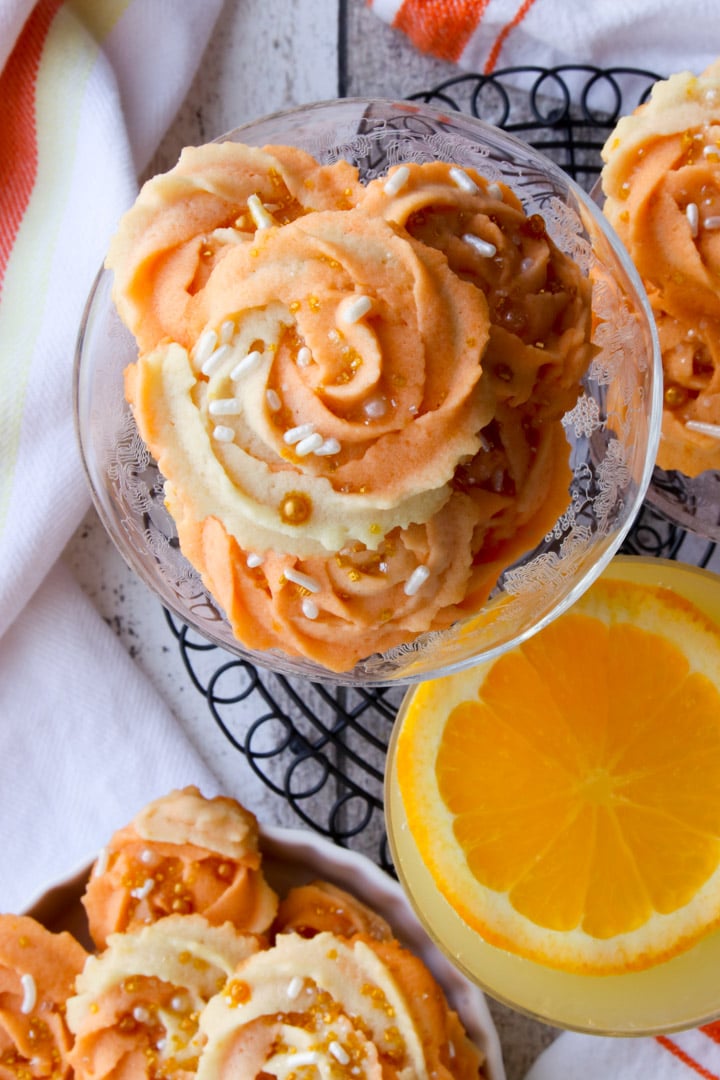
[395,572,720,974]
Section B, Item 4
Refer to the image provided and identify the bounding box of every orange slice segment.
[395,574,720,974]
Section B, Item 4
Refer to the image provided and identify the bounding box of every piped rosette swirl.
[601,61,720,475]
[110,145,595,672]
[196,931,484,1080]
[107,142,362,354]
[66,917,260,1080]
[82,787,278,951]
[273,880,395,942]
[0,916,88,1080]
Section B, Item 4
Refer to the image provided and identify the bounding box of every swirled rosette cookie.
[106,142,362,353]
[124,207,497,670]
[602,61,720,475]
[362,162,594,421]
[82,787,278,950]
[273,881,394,942]
[0,915,88,1080]
[112,142,595,672]
[66,915,258,1080]
[196,930,485,1079]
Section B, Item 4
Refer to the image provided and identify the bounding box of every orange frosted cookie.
[82,787,278,950]
[602,61,720,476]
[67,915,259,1080]
[110,145,595,672]
[274,880,394,941]
[196,930,485,1079]
[363,161,594,420]
[107,142,362,354]
[0,914,88,1080]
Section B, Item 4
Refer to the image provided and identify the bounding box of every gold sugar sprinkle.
[664,385,687,407]
[279,492,313,526]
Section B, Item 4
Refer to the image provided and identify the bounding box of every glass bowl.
[386,555,720,1036]
[74,97,662,686]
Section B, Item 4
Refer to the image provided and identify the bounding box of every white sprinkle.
[328,328,342,344]
[463,233,497,258]
[492,468,505,492]
[686,420,720,439]
[219,319,235,344]
[130,878,155,901]
[211,227,243,245]
[247,193,275,230]
[202,343,231,377]
[287,976,304,999]
[171,995,188,1013]
[20,974,36,1015]
[139,848,157,866]
[285,568,321,593]
[449,166,480,194]
[193,329,218,368]
[703,143,720,158]
[404,565,431,597]
[213,425,235,443]
[329,1041,350,1065]
[704,88,720,105]
[209,397,242,417]
[314,437,341,456]
[297,346,312,367]
[94,847,109,876]
[246,553,264,568]
[340,294,372,324]
[703,215,720,230]
[156,1039,167,1052]
[363,395,387,419]
[231,349,262,380]
[133,1006,151,1024]
[486,181,504,200]
[448,1040,456,1059]
[686,202,700,237]
[284,422,316,445]
[288,1052,322,1067]
[266,388,282,411]
[302,597,319,620]
[383,165,410,196]
[296,432,325,455]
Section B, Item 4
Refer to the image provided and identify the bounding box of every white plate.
[24,825,506,1080]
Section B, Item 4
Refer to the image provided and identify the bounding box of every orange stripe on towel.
[656,1035,720,1079]
[484,0,539,72]
[393,0,488,63]
[702,1023,720,1045]
[0,0,64,296]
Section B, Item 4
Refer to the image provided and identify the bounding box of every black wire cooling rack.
[168,67,718,871]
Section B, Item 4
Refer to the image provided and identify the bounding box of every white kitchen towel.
[0,0,224,911]
[370,0,719,80]
[526,1023,720,1079]
[0,559,220,913]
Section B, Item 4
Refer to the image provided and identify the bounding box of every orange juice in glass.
[386,556,720,1034]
